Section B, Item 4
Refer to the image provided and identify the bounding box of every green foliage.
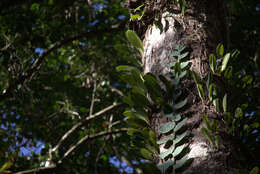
[125,30,144,55]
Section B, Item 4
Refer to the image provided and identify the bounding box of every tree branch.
[60,128,128,162]
[13,165,56,174]
[0,22,126,102]
[51,103,123,152]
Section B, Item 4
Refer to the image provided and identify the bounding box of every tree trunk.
[130,0,242,173]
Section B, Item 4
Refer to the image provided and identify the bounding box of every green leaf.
[159,122,176,134]
[192,71,201,84]
[206,73,212,90]
[202,114,211,130]
[174,118,187,132]
[180,61,190,69]
[140,148,153,160]
[165,113,181,122]
[221,53,231,72]
[224,112,231,125]
[122,95,134,107]
[143,73,162,102]
[149,130,157,147]
[223,94,227,113]
[159,146,175,159]
[127,128,142,136]
[125,118,148,128]
[209,54,216,73]
[173,98,187,110]
[157,160,174,174]
[125,30,144,55]
[249,167,259,174]
[235,107,243,118]
[178,52,189,60]
[213,98,220,112]
[157,135,175,144]
[173,131,188,145]
[0,161,12,171]
[201,128,213,144]
[196,84,205,101]
[216,43,224,57]
[116,65,137,72]
[224,66,233,79]
[208,83,216,102]
[131,91,151,108]
[172,144,185,157]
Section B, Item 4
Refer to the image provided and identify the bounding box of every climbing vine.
[118,30,191,173]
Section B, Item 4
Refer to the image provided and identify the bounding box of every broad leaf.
[159,146,175,159]
[221,53,231,72]
[140,148,153,160]
[125,30,144,55]
[172,144,185,157]
[173,98,187,110]
[157,135,175,144]
[216,43,224,57]
[174,118,187,132]
[159,122,176,134]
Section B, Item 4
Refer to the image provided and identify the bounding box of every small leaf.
[165,113,181,122]
[116,65,136,72]
[192,71,201,84]
[174,118,187,132]
[172,144,185,157]
[216,43,224,57]
[249,167,259,174]
[159,122,176,134]
[125,118,148,128]
[173,98,187,110]
[140,148,153,160]
[202,114,211,130]
[221,53,231,72]
[178,52,189,60]
[157,135,175,144]
[223,94,227,113]
[196,84,205,101]
[180,61,190,69]
[201,128,213,144]
[224,66,233,79]
[127,128,142,136]
[157,160,174,174]
[209,54,216,73]
[173,131,187,145]
[159,146,175,159]
[213,98,220,112]
[125,30,144,55]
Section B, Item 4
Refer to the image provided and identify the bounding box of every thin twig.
[13,165,56,174]
[89,80,97,116]
[60,128,128,162]
[51,103,122,152]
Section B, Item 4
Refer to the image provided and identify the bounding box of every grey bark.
[135,0,242,173]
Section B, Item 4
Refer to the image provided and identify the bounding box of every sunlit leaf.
[174,118,187,132]
[125,30,144,55]
[159,122,176,133]
[221,53,231,72]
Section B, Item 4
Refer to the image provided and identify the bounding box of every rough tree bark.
[127,0,242,173]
